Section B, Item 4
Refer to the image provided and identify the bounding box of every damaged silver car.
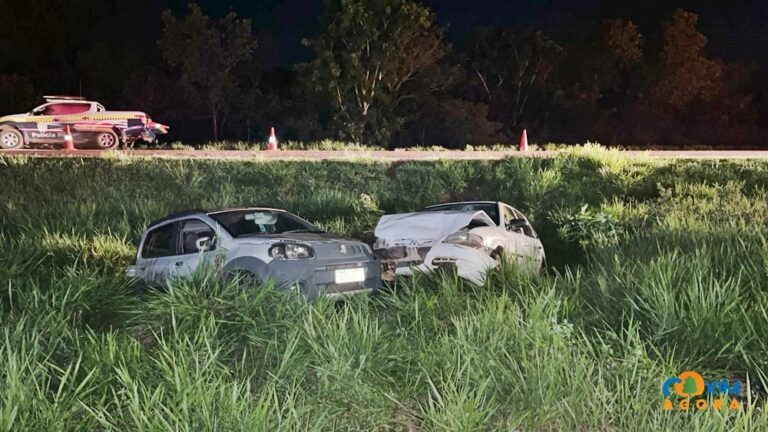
[126,208,381,299]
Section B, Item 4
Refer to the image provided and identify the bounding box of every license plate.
[335,267,366,284]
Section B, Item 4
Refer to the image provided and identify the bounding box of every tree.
[464,27,563,131]
[555,19,644,144]
[403,98,506,148]
[652,10,722,111]
[639,10,759,147]
[603,19,643,71]
[303,0,448,145]
[77,43,142,105]
[160,3,256,141]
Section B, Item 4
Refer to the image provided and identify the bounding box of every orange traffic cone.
[267,127,278,150]
[519,129,528,152]
[63,125,75,151]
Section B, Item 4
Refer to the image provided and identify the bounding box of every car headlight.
[442,232,485,249]
[269,243,315,260]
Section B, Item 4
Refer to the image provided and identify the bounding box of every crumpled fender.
[420,243,498,285]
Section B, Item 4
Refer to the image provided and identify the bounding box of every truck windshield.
[209,210,323,237]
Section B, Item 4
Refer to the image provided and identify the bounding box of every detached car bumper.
[268,255,381,300]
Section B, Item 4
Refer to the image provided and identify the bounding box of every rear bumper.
[268,255,381,300]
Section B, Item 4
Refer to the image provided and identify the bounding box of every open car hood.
[374,210,496,246]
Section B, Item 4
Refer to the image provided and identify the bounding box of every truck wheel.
[94,131,119,150]
[0,129,23,149]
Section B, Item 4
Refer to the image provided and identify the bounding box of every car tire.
[94,131,119,150]
[0,128,24,150]
[225,270,261,290]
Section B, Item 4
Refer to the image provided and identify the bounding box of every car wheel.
[225,270,261,290]
[0,129,23,149]
[94,131,119,150]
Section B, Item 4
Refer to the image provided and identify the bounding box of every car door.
[27,103,60,143]
[173,218,219,278]
[29,102,92,143]
[499,204,530,266]
[508,206,544,270]
[136,221,181,285]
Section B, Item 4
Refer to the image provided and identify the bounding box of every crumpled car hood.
[374,210,496,246]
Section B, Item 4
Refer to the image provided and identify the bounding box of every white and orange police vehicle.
[0,96,168,150]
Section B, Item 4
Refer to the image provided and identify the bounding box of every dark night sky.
[168,0,768,67]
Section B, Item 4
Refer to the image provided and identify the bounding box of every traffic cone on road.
[267,127,279,150]
[63,125,75,151]
[519,129,529,152]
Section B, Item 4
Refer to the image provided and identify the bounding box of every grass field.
[2,149,768,430]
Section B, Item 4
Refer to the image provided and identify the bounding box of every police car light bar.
[43,95,87,101]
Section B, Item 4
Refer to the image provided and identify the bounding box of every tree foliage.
[604,19,643,71]
[303,0,448,145]
[652,9,723,111]
[464,27,563,131]
[0,2,764,148]
[160,3,257,141]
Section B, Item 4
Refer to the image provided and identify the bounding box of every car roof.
[44,100,94,104]
[146,207,290,229]
[42,96,92,103]
[424,201,499,209]
[207,207,286,215]
[147,209,208,228]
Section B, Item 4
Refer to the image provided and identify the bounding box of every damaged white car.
[373,201,546,284]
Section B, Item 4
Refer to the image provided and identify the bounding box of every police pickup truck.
[0,96,168,150]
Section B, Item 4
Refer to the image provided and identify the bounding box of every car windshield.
[422,203,499,223]
[209,210,323,237]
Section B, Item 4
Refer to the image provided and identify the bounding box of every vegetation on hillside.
[2,151,768,429]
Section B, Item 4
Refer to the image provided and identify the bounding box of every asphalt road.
[3,149,768,160]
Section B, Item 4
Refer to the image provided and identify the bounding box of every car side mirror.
[505,219,528,232]
[196,236,214,251]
